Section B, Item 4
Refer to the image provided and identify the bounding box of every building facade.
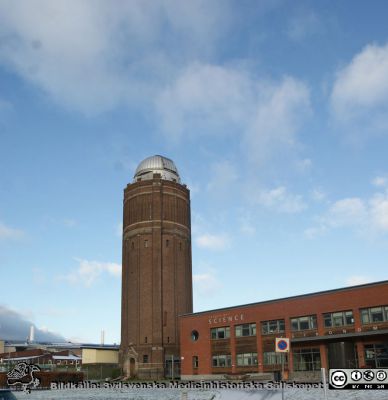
[120,155,193,378]
[180,281,388,380]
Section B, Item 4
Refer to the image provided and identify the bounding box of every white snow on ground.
[11,388,388,400]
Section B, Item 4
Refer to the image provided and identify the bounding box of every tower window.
[166,239,169,247]
[144,240,148,248]
[179,242,182,251]
[193,356,199,369]
[145,336,148,343]
[143,355,149,363]
[167,336,170,343]
[191,330,199,341]
[131,242,134,250]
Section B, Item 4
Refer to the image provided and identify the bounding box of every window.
[211,326,230,340]
[263,352,288,365]
[144,240,148,248]
[180,242,182,251]
[291,315,317,331]
[364,344,388,368]
[212,354,232,367]
[261,319,285,335]
[191,330,199,341]
[293,348,321,371]
[143,354,149,363]
[131,242,134,250]
[235,323,256,337]
[360,305,388,324]
[236,353,258,366]
[144,336,147,343]
[193,356,199,369]
[166,239,169,247]
[323,311,354,328]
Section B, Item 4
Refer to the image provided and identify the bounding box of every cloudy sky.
[1,0,388,344]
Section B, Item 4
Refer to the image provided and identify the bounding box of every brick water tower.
[120,155,193,378]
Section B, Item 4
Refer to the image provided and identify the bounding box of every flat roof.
[81,345,119,350]
[181,279,388,318]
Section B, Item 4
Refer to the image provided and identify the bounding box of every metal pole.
[281,353,284,400]
[321,368,328,400]
[171,355,174,380]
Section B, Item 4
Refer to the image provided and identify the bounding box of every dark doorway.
[328,342,357,369]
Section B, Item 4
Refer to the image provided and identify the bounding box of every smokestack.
[101,330,105,346]
[29,325,35,342]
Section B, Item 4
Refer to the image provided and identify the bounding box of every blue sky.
[1,0,388,344]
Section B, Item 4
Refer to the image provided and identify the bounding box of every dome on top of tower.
[133,155,181,183]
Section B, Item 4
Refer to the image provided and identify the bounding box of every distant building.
[180,280,388,381]
[120,155,193,379]
[82,345,119,365]
[0,340,4,354]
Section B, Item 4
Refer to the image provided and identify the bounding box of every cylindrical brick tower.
[120,155,193,378]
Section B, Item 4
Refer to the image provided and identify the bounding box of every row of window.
[209,305,388,339]
[130,240,184,250]
[195,344,388,370]
[206,348,321,371]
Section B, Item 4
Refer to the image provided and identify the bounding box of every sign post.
[275,338,290,400]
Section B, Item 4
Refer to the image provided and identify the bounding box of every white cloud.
[287,11,321,41]
[372,176,388,188]
[58,258,121,287]
[305,183,388,238]
[0,221,24,240]
[331,42,388,123]
[327,198,366,227]
[156,63,310,164]
[0,1,230,114]
[311,188,326,202]
[116,222,123,238]
[369,192,388,231]
[193,270,222,296]
[243,76,311,165]
[252,186,306,214]
[195,233,229,251]
[345,276,373,286]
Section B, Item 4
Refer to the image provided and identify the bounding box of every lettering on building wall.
[208,314,244,325]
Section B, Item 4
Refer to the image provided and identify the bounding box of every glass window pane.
[323,313,332,327]
[299,317,309,330]
[345,311,354,325]
[371,307,384,322]
[279,320,285,332]
[361,309,369,324]
[291,319,298,331]
[227,356,232,367]
[333,312,344,326]
[269,321,278,332]
[236,326,242,337]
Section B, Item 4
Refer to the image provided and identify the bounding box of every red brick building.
[120,155,193,378]
[180,281,388,380]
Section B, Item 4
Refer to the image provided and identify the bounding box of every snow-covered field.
[11,388,388,400]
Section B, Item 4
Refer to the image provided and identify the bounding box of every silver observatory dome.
[133,155,181,183]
